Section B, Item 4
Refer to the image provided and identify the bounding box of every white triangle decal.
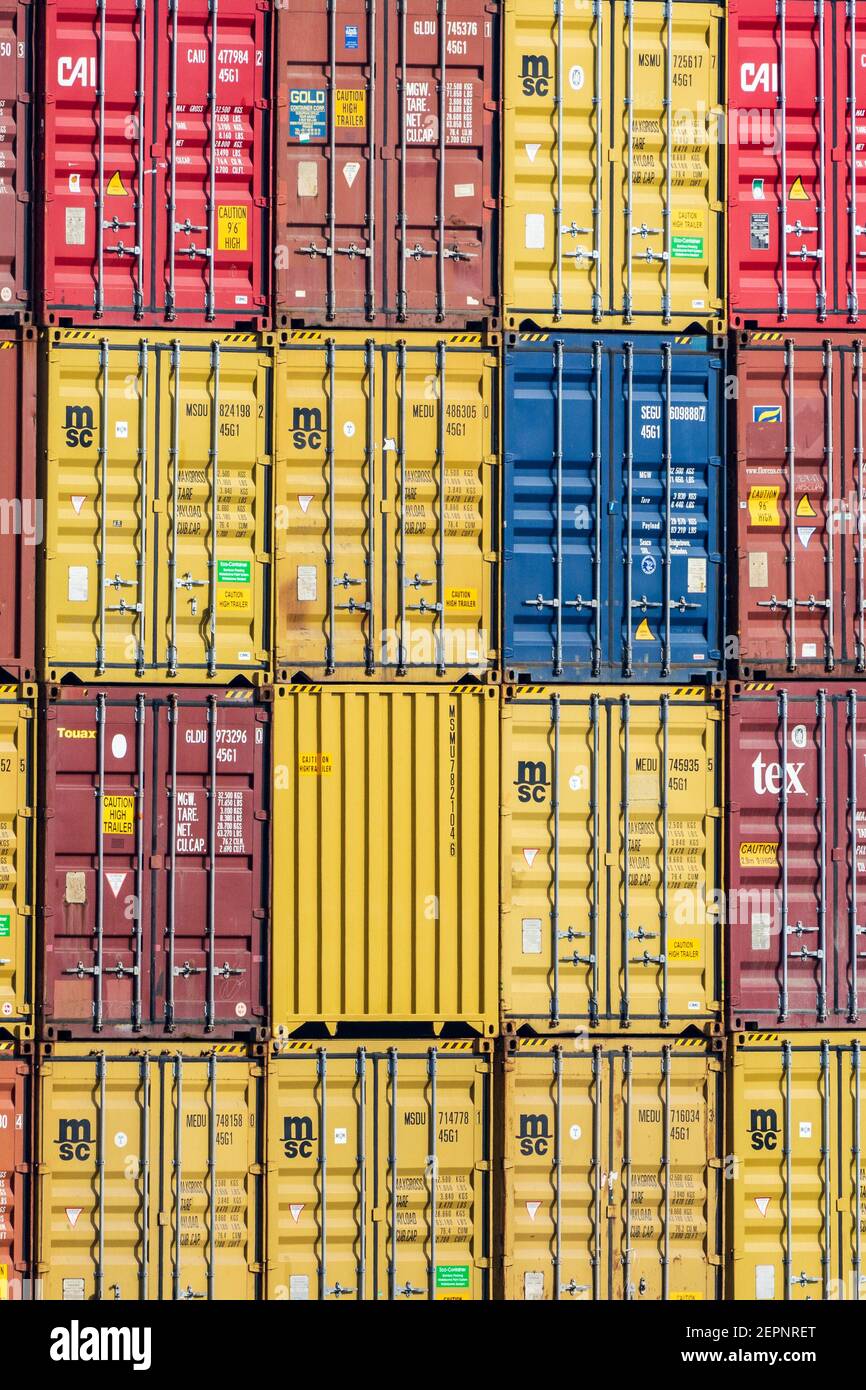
[71,495,86,515]
[298,495,313,514]
[525,143,541,163]
[343,162,360,188]
[755,1197,770,1217]
[797,526,816,549]
[522,847,538,867]
[106,872,127,899]
[66,1207,83,1228]
[289,1204,304,1223]
[526,1201,541,1222]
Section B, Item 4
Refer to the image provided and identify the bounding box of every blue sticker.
[753,404,782,424]
[289,88,327,142]
[640,554,657,576]
[344,24,359,49]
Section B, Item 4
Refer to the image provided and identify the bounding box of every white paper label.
[343,162,360,188]
[115,421,128,439]
[68,565,88,602]
[297,566,317,602]
[298,161,318,198]
[524,1272,545,1301]
[522,918,543,954]
[801,642,817,658]
[525,213,545,250]
[290,1275,310,1301]
[454,182,475,198]
[756,1265,775,1300]
[334,1127,347,1145]
[66,207,86,246]
[687,558,707,594]
[799,1121,812,1139]
[62,1278,87,1301]
[749,551,769,588]
[752,912,771,951]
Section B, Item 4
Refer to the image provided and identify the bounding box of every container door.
[834,1040,866,1301]
[155,0,267,325]
[154,338,270,679]
[0,698,33,1035]
[840,342,866,669]
[839,2,866,325]
[0,1052,29,1300]
[43,697,147,1033]
[153,1052,261,1301]
[382,341,493,675]
[0,1,32,313]
[274,340,378,674]
[152,695,267,1033]
[503,341,607,677]
[612,340,722,678]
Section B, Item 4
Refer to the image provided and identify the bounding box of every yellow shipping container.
[266,1039,492,1300]
[34,1043,264,1301]
[271,684,499,1035]
[0,686,35,1040]
[728,1032,866,1301]
[501,685,723,1033]
[503,0,725,331]
[41,329,272,683]
[272,331,499,682]
[498,1036,724,1300]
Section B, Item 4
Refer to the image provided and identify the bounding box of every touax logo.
[54,1117,93,1162]
[50,1321,152,1372]
[740,61,778,93]
[57,727,96,740]
[282,1114,315,1159]
[514,760,549,804]
[748,1107,779,1152]
[751,752,805,796]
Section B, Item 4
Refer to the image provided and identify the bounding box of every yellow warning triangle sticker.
[789,176,809,201]
[796,493,817,518]
[635,618,655,641]
[106,171,128,196]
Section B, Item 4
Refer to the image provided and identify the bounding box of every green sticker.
[435,1264,470,1290]
[0,914,10,938]
[671,236,704,260]
[217,560,251,584]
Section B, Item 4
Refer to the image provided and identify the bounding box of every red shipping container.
[729,0,866,330]
[38,0,271,328]
[0,1,33,319]
[0,1043,32,1300]
[732,331,866,679]
[727,680,866,1030]
[40,687,271,1040]
[0,328,35,682]
[274,0,499,329]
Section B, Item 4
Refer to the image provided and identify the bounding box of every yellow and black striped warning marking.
[743,682,775,692]
[519,332,549,343]
[749,332,784,342]
[221,333,258,346]
[0,342,14,351]
[224,689,254,702]
[0,685,20,698]
[448,685,485,696]
[743,1033,781,1044]
[671,686,706,697]
[285,330,324,343]
[674,336,693,345]
[210,1043,248,1055]
[57,329,99,341]
[673,1036,710,1049]
[448,333,482,346]
[282,684,323,695]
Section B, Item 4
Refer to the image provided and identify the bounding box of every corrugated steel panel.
[0,328,37,681]
[274,1,499,329]
[0,687,35,1042]
[0,1042,32,1300]
[503,332,724,682]
[41,329,272,684]
[498,1036,724,1300]
[0,0,33,318]
[271,684,499,1035]
[501,684,723,1033]
[38,0,271,328]
[728,0,862,330]
[35,1042,264,1301]
[503,0,725,332]
[266,1038,492,1300]
[39,686,270,1040]
[728,1032,866,1300]
[274,330,499,682]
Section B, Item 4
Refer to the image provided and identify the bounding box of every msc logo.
[65,405,95,450]
[748,1107,779,1152]
[740,62,778,94]
[58,56,96,88]
[517,1113,550,1157]
[520,54,550,97]
[282,1114,315,1159]
[514,759,549,804]
[54,1118,93,1162]
[291,406,323,451]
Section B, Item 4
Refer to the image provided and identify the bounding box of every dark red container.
[0,1,33,319]
[39,687,271,1040]
[729,0,865,330]
[726,680,866,1030]
[274,0,499,329]
[731,331,866,679]
[0,328,35,683]
[38,0,271,328]
[0,1043,32,1300]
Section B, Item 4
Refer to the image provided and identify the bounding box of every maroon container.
[39,687,271,1040]
[0,0,33,319]
[38,0,271,328]
[0,328,35,682]
[732,331,866,679]
[0,1043,32,1300]
[727,680,866,1030]
[275,0,499,329]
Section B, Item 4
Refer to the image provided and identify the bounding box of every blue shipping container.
[503,333,725,682]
